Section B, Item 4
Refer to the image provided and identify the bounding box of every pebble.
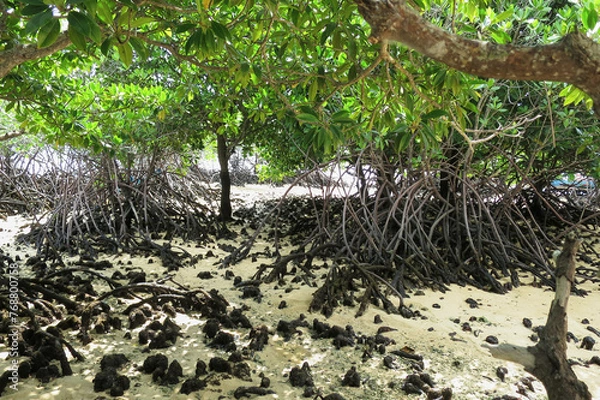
[341,366,361,387]
[581,336,595,350]
[496,366,508,382]
[485,335,499,345]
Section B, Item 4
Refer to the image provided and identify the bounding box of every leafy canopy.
[1,0,599,179]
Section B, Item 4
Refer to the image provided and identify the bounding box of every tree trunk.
[439,144,460,201]
[484,233,592,400]
[217,133,232,222]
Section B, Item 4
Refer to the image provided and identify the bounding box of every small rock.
[162,360,183,385]
[302,386,317,397]
[203,319,220,339]
[496,366,508,382]
[402,382,423,395]
[465,298,479,308]
[322,394,346,400]
[341,366,360,387]
[260,375,270,388]
[180,378,206,395]
[129,309,147,329]
[232,362,252,382]
[93,369,115,392]
[581,336,595,350]
[248,325,270,351]
[210,331,235,349]
[289,362,313,387]
[141,354,168,374]
[529,333,539,342]
[209,357,231,373]
[383,356,398,370]
[100,354,129,371]
[197,271,213,279]
[195,360,207,377]
[441,387,453,399]
[485,335,499,345]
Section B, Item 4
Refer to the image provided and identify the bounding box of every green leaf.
[203,28,216,53]
[37,19,61,48]
[119,0,138,10]
[129,37,148,60]
[421,109,448,121]
[308,79,318,101]
[67,11,102,43]
[332,30,342,51]
[299,105,317,115]
[175,23,196,33]
[397,132,412,152]
[83,0,98,17]
[185,30,204,54]
[88,20,102,44]
[320,22,336,45]
[560,85,588,106]
[347,64,357,82]
[68,25,88,50]
[297,113,320,124]
[100,37,113,56]
[491,29,511,44]
[24,8,53,35]
[21,4,48,16]
[68,11,92,36]
[210,21,230,40]
[252,64,262,79]
[582,6,598,30]
[96,1,113,24]
[116,42,134,67]
[331,110,354,124]
[130,17,155,28]
[492,8,514,24]
[462,101,479,114]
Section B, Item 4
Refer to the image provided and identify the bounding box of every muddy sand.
[1,188,599,400]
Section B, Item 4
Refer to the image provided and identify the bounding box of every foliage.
[3,0,599,163]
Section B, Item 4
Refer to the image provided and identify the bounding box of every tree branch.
[354,0,600,114]
[0,33,72,80]
[0,130,26,142]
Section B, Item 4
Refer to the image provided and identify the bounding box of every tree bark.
[217,133,232,222]
[0,33,72,79]
[484,234,592,400]
[354,0,600,115]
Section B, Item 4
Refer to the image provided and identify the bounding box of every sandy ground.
[1,194,600,400]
